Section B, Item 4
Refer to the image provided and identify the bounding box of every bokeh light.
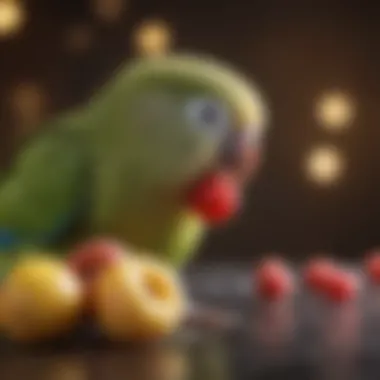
[305,146,345,186]
[9,82,47,136]
[91,0,126,24]
[315,91,356,132]
[132,19,173,57]
[148,346,188,380]
[47,356,87,380]
[0,0,25,38]
[64,24,94,53]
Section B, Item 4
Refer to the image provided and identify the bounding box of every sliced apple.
[0,256,84,343]
[94,255,187,341]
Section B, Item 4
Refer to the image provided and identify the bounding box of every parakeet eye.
[185,98,229,131]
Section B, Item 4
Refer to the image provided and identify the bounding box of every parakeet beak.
[219,128,262,183]
[185,128,262,225]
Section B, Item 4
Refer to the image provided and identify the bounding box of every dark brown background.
[1,0,380,261]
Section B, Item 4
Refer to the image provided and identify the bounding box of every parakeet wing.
[0,124,89,252]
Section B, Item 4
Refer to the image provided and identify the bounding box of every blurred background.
[0,0,379,262]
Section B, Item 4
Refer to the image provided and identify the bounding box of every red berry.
[186,172,240,224]
[323,271,358,303]
[67,238,126,282]
[255,258,294,300]
[67,238,127,313]
[303,257,337,294]
[365,250,380,284]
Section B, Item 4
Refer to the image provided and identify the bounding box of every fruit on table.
[303,257,338,294]
[67,238,127,282]
[322,270,359,303]
[67,238,127,312]
[255,257,294,300]
[93,254,187,341]
[0,256,84,343]
[186,172,241,225]
[365,250,380,284]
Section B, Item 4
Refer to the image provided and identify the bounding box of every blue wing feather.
[0,205,85,252]
[0,229,20,251]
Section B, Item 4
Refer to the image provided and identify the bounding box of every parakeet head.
[90,53,269,224]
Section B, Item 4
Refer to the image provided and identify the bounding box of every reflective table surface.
[1,263,380,380]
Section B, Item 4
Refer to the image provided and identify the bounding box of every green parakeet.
[0,53,268,268]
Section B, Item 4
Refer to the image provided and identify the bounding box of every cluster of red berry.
[254,251,380,303]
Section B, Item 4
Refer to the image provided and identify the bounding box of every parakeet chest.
[89,162,205,265]
[91,166,175,243]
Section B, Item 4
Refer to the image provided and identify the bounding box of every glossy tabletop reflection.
[2,263,380,380]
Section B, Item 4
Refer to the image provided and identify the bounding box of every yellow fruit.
[94,255,187,341]
[0,256,84,343]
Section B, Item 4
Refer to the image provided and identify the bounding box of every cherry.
[365,250,380,284]
[67,238,127,312]
[303,257,337,294]
[323,270,358,303]
[186,172,240,224]
[255,257,294,300]
[67,238,126,282]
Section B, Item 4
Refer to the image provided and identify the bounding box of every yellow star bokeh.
[0,0,25,38]
[132,19,174,57]
[91,0,127,24]
[305,145,345,186]
[315,91,356,133]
